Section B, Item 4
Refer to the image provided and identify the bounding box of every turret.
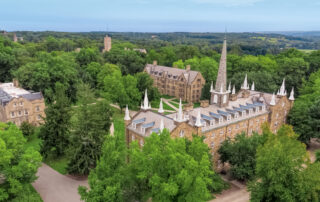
[141,89,151,110]
[241,74,250,98]
[289,87,295,108]
[230,85,237,101]
[158,98,164,114]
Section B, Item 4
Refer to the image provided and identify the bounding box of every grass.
[169,101,180,108]
[172,99,188,104]
[193,102,201,108]
[44,156,69,175]
[161,94,175,99]
[151,99,175,111]
[298,49,317,53]
[24,129,42,151]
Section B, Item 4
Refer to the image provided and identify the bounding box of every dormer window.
[141,127,146,134]
[249,109,253,115]
[242,111,246,117]
[210,120,214,126]
[227,115,231,121]
[132,123,136,129]
[179,130,185,137]
[256,107,260,113]
[219,117,223,124]
[235,113,239,119]
[262,105,266,111]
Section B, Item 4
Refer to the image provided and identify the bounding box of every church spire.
[215,37,227,92]
[279,78,286,96]
[158,98,164,113]
[228,82,231,92]
[174,98,187,122]
[159,118,164,132]
[251,82,255,91]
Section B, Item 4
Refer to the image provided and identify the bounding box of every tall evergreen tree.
[67,83,113,175]
[39,82,71,158]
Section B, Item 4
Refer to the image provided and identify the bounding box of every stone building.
[144,62,205,103]
[102,35,112,52]
[0,80,45,126]
[126,38,294,168]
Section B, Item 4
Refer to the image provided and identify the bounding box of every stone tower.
[103,35,112,52]
[210,37,230,107]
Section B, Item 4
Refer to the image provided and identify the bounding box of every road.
[33,164,88,202]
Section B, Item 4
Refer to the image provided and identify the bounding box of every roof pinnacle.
[195,110,202,127]
[158,98,164,113]
[270,93,276,106]
[124,105,131,121]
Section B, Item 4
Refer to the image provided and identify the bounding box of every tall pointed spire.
[124,105,131,121]
[289,87,295,101]
[195,110,202,127]
[251,82,255,91]
[215,37,227,92]
[270,93,276,106]
[158,98,164,113]
[141,89,151,110]
[177,98,183,121]
[232,85,236,94]
[241,74,249,90]
[228,82,231,92]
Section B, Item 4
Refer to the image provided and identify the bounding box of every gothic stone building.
[126,38,294,169]
[144,61,205,103]
[0,81,45,126]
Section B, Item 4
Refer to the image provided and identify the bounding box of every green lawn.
[193,102,201,108]
[161,94,175,99]
[169,101,180,108]
[172,99,188,104]
[151,99,175,111]
[44,156,69,175]
[24,130,42,151]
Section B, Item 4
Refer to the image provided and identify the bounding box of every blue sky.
[0,0,319,32]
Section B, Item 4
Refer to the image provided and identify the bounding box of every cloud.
[192,0,263,6]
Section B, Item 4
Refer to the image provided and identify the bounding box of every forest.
[0,31,320,201]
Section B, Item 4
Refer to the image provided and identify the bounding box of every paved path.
[33,164,88,202]
[162,98,178,111]
[309,138,320,163]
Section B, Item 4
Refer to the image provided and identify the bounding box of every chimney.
[186,65,191,71]
[13,79,19,87]
[153,60,158,66]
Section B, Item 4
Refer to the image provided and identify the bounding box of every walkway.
[309,138,320,163]
[33,164,88,202]
[211,175,249,202]
[162,98,178,111]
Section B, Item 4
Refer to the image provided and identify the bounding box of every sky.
[0,0,319,32]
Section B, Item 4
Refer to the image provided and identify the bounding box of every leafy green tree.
[39,82,71,158]
[76,48,101,67]
[218,132,266,181]
[0,123,42,201]
[79,130,127,202]
[172,59,185,69]
[248,125,320,202]
[135,72,159,102]
[127,130,224,202]
[0,38,17,82]
[122,75,141,107]
[19,121,35,138]
[13,52,79,103]
[316,150,320,162]
[67,84,113,175]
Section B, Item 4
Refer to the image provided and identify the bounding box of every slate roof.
[145,64,200,85]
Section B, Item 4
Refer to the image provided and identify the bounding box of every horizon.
[1,0,319,32]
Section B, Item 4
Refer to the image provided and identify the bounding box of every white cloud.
[192,0,263,6]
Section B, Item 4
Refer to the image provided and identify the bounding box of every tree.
[218,132,267,181]
[248,125,320,202]
[39,82,71,158]
[19,121,35,138]
[76,48,101,67]
[0,39,17,82]
[0,123,42,201]
[67,84,113,175]
[316,150,320,162]
[79,130,226,202]
[135,72,159,102]
[127,130,225,201]
[13,52,79,103]
[79,130,127,202]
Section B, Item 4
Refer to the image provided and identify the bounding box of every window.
[13,102,17,107]
[235,113,239,119]
[262,105,266,111]
[36,106,40,112]
[228,128,232,133]
[213,95,218,103]
[219,117,223,124]
[219,130,223,135]
[223,95,227,104]
[256,107,259,113]
[18,111,22,116]
[227,115,231,121]
[37,114,41,120]
[25,110,28,115]
[211,132,215,138]
[249,109,253,115]
[179,130,185,137]
[11,112,15,117]
[242,111,246,116]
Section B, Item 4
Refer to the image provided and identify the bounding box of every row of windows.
[13,101,24,107]
[10,106,41,118]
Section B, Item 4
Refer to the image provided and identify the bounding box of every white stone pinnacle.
[289,87,295,101]
[142,89,151,110]
[159,118,164,132]
[228,82,231,92]
[195,110,202,127]
[241,74,249,90]
[251,82,255,91]
[279,78,286,96]
[158,98,164,113]
[124,105,131,121]
[270,93,276,106]
[232,85,236,95]
[210,81,214,93]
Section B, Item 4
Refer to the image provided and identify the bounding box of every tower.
[210,37,230,107]
[103,35,112,52]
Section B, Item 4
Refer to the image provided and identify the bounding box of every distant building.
[144,61,205,103]
[12,33,23,42]
[126,37,294,169]
[0,80,45,126]
[103,35,112,52]
[133,48,147,54]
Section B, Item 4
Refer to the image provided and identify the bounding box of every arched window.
[213,94,218,103]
